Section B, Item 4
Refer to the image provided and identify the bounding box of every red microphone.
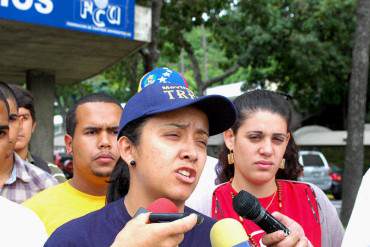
[147,198,178,214]
[135,198,203,225]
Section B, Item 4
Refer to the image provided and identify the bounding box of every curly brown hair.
[216,90,302,184]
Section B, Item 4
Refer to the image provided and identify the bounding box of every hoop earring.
[279,158,285,169]
[227,150,234,165]
[129,160,136,166]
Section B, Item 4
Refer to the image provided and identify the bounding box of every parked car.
[298,150,332,192]
[329,165,343,200]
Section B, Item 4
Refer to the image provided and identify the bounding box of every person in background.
[24,93,122,235]
[10,84,66,182]
[186,155,218,216]
[211,90,343,246]
[44,67,237,247]
[342,169,370,246]
[0,82,57,203]
[0,89,47,247]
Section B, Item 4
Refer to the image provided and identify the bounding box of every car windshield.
[302,154,325,167]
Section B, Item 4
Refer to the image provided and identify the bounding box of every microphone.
[232,190,290,235]
[147,197,178,213]
[135,198,204,225]
[210,218,251,247]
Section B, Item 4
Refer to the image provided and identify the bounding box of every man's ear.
[31,121,36,133]
[118,136,136,164]
[223,129,235,151]
[64,134,73,155]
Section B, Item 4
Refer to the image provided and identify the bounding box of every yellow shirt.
[23,181,105,235]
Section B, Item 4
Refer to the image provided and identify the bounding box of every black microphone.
[232,190,290,235]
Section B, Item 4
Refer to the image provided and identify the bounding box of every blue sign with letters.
[0,0,135,39]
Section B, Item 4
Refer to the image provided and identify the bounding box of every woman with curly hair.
[212,90,343,247]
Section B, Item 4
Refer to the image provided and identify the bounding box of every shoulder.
[361,169,370,186]
[0,196,47,242]
[213,182,229,194]
[278,179,329,203]
[285,180,328,201]
[23,159,59,186]
[46,199,125,245]
[278,179,312,189]
[1,196,42,222]
[23,182,66,208]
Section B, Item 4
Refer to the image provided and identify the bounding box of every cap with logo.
[118,67,236,137]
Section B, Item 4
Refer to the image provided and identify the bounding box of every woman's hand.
[261,212,311,247]
[111,212,198,247]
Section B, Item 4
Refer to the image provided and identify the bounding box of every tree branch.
[201,63,241,91]
[179,35,203,90]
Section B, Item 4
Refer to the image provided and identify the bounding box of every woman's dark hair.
[216,89,302,184]
[106,117,148,203]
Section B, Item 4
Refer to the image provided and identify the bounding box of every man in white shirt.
[342,169,370,247]
[0,89,47,246]
[0,196,47,247]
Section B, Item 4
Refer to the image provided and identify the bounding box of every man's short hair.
[9,85,36,121]
[66,93,122,137]
[0,81,18,109]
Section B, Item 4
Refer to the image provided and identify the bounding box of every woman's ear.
[118,136,136,164]
[223,129,235,151]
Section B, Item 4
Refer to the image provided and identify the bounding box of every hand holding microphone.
[136,197,204,224]
[233,190,290,235]
[111,212,198,247]
[111,198,201,247]
[261,212,311,247]
[233,190,311,247]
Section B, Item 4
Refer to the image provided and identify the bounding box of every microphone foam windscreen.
[147,198,178,213]
[233,190,261,220]
[210,218,249,247]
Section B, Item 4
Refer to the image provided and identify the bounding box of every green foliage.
[56,0,358,126]
[212,0,356,118]
[158,26,248,93]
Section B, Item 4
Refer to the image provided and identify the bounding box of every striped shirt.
[0,153,58,203]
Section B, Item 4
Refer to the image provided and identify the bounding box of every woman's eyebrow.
[164,123,209,136]
[164,123,190,129]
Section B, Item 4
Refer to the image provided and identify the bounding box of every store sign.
[0,0,135,39]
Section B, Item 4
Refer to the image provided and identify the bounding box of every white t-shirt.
[342,170,370,247]
[186,156,218,216]
[0,196,47,247]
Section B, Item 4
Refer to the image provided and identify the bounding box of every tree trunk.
[141,0,163,73]
[341,0,370,225]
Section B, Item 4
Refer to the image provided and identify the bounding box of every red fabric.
[212,180,321,247]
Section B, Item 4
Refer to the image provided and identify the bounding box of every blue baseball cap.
[118,67,236,137]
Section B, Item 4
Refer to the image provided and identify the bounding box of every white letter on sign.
[35,0,53,14]
[0,0,10,7]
